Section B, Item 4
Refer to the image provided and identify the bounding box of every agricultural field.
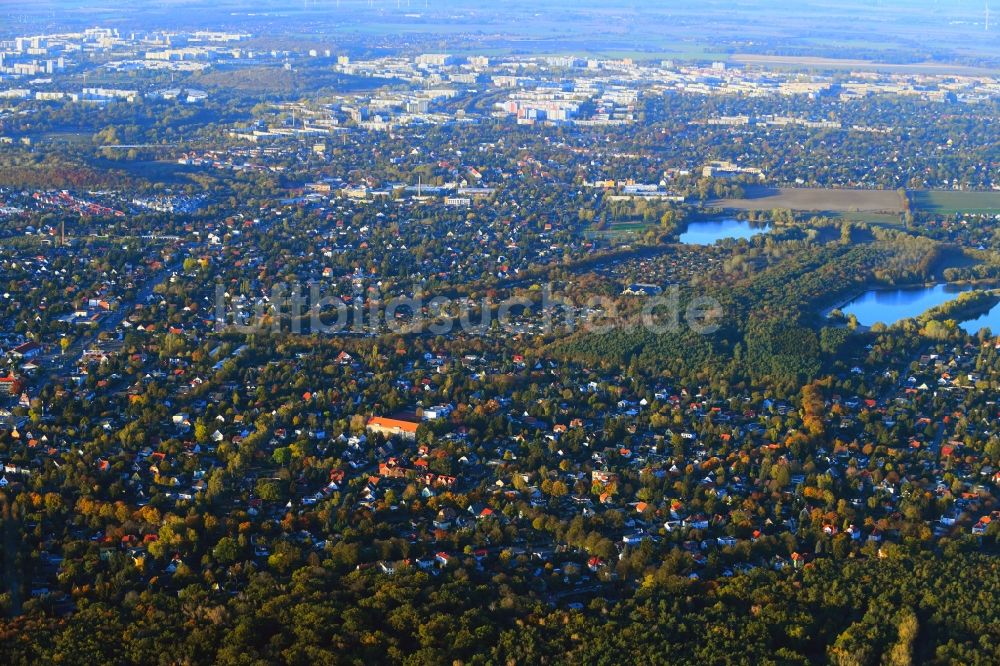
[709,186,905,214]
[713,187,1000,218]
[912,190,1000,215]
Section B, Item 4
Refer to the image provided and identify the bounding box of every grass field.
[710,187,904,214]
[912,190,1000,215]
[825,211,905,226]
[583,219,657,242]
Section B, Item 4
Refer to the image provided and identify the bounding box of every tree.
[212,536,240,565]
[256,479,282,502]
[194,420,211,444]
[887,608,918,666]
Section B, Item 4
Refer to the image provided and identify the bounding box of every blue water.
[839,283,999,335]
[958,301,1000,335]
[679,218,771,245]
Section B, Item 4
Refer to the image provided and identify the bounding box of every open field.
[713,187,1000,218]
[912,190,1000,215]
[824,211,905,226]
[709,187,904,214]
[583,219,656,242]
[729,54,1000,76]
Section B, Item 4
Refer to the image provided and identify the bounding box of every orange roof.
[367,416,419,433]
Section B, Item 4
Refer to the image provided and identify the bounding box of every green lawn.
[583,220,657,242]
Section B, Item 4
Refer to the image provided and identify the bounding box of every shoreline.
[820,280,1000,321]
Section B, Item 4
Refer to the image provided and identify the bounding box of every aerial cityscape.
[0,1,999,663]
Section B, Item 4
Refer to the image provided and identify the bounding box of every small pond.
[678,218,771,245]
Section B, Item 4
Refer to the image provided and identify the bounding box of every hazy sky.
[1,0,996,63]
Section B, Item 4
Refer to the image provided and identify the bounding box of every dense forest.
[0,546,996,665]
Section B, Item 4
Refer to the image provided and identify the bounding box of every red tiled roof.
[367,416,419,433]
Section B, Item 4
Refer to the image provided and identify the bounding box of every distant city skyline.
[1,1,997,67]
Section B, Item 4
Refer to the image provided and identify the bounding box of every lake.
[678,218,771,245]
[838,283,1000,334]
[958,301,1000,335]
